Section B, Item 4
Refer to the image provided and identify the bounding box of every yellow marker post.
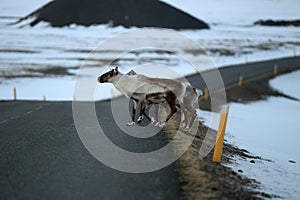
[213,106,229,162]
[273,65,278,76]
[13,87,17,101]
[238,76,243,87]
[204,89,209,100]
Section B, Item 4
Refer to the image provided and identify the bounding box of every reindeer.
[98,67,202,130]
[98,68,178,127]
[126,70,160,126]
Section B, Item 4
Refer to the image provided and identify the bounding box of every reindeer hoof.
[137,116,143,124]
[180,123,186,128]
[179,125,190,132]
[152,121,159,126]
[151,118,159,126]
[158,122,166,128]
[183,127,191,132]
[126,121,135,126]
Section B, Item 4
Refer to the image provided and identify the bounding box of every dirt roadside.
[166,69,300,200]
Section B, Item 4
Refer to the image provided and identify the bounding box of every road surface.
[1,56,300,199]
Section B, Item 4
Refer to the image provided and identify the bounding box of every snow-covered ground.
[227,70,300,199]
[1,0,300,101]
[270,70,300,100]
[0,0,300,100]
[200,70,300,199]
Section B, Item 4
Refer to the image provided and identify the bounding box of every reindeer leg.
[127,99,137,126]
[137,100,144,124]
[144,94,159,125]
[181,87,197,130]
[141,100,152,122]
[163,93,177,124]
[158,103,176,128]
[165,103,177,123]
[188,108,197,130]
[185,106,197,131]
[180,104,188,128]
[151,103,159,126]
[157,92,177,127]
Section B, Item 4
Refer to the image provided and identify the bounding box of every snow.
[270,69,300,99]
[200,71,300,199]
[227,98,300,160]
[226,98,300,199]
[0,76,75,101]
[1,0,300,101]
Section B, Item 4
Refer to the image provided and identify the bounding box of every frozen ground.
[1,0,300,101]
[270,70,300,100]
[200,70,300,199]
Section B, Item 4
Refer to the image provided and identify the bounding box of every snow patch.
[200,71,300,199]
[270,69,300,99]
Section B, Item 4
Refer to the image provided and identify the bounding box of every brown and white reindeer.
[97,67,202,130]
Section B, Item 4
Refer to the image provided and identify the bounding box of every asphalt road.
[1,56,300,199]
[187,56,300,90]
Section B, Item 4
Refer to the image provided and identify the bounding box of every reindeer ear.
[113,66,119,75]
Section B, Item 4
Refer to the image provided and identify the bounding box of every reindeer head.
[98,67,119,83]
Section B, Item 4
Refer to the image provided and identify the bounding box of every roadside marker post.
[273,65,278,76]
[238,76,243,87]
[294,48,297,57]
[43,96,46,102]
[213,106,229,163]
[13,87,17,101]
[204,89,209,100]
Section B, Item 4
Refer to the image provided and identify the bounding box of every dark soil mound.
[254,19,300,27]
[19,0,209,29]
